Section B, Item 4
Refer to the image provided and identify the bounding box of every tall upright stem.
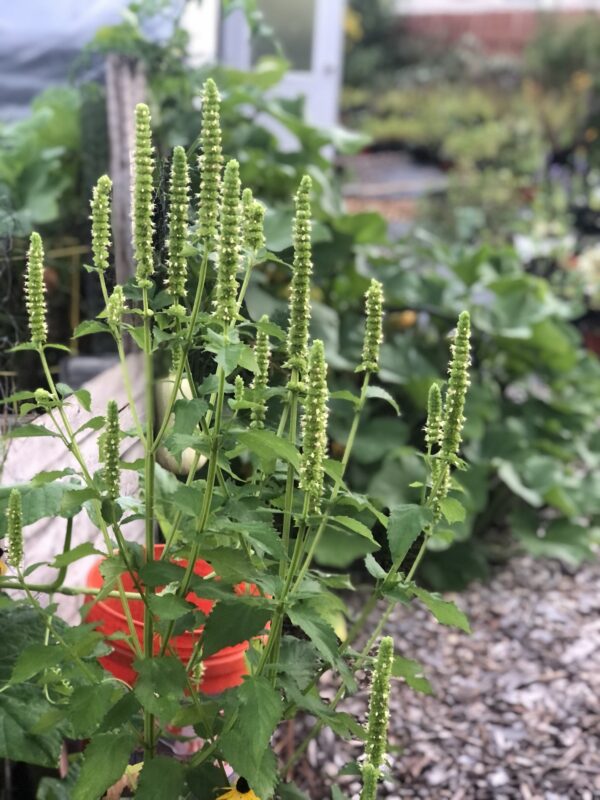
[141,287,156,760]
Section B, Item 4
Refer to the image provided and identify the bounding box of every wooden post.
[105,54,147,290]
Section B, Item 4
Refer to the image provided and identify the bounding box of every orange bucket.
[85,544,256,694]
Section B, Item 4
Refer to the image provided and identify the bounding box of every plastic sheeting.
[0,1,180,119]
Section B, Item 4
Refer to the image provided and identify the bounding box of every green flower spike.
[365,635,394,773]
[132,103,155,287]
[424,382,443,450]
[441,311,471,462]
[234,374,245,404]
[90,175,112,272]
[360,763,379,800]
[251,316,271,429]
[198,78,223,245]
[166,145,190,307]
[242,187,266,252]
[285,175,313,375]
[101,400,121,500]
[300,339,329,511]
[358,279,384,373]
[107,285,126,329]
[6,489,23,568]
[25,232,47,346]
[214,159,242,325]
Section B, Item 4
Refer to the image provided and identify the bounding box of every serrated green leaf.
[202,602,271,658]
[133,657,188,720]
[51,542,103,568]
[74,388,92,412]
[0,684,65,767]
[288,605,339,666]
[7,423,60,438]
[237,429,300,469]
[172,398,209,436]
[127,325,147,351]
[136,757,186,800]
[439,497,466,524]
[72,730,138,800]
[220,678,282,799]
[148,592,198,622]
[72,320,108,338]
[60,488,100,517]
[387,504,432,564]
[412,587,471,633]
[391,655,433,695]
[186,763,228,800]
[75,415,106,434]
[10,644,65,684]
[66,683,125,738]
[333,515,376,542]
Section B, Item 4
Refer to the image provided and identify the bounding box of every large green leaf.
[136,757,186,800]
[387,504,433,564]
[237,429,300,469]
[133,657,188,720]
[202,602,271,657]
[0,601,68,766]
[72,730,138,800]
[288,605,340,667]
[220,677,282,799]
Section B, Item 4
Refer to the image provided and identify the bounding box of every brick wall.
[403,10,596,54]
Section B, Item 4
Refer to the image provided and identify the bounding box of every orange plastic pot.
[85,544,254,694]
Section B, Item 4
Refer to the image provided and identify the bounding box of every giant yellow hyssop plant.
[1,79,471,800]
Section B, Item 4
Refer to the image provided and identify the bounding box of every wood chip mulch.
[288,556,600,799]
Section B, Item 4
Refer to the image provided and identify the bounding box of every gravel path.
[290,556,600,799]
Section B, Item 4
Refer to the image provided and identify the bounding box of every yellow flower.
[216,777,260,800]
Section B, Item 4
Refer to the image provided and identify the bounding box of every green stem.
[141,286,157,760]
[158,365,226,657]
[281,371,300,578]
[0,580,144,599]
[152,248,209,453]
[255,494,310,680]
[98,272,145,442]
